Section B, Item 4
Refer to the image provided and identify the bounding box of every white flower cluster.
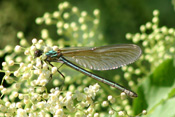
[121,9,175,93]
[35,1,103,47]
[0,1,152,116]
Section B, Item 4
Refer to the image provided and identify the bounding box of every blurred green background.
[0,0,175,116]
[0,0,175,48]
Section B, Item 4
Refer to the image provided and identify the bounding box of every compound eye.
[34,49,43,58]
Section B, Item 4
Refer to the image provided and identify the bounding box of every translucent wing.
[61,44,142,70]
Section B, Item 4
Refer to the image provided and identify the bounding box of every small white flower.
[55,109,64,116]
[0,85,4,90]
[84,84,100,99]
[43,63,48,70]
[109,110,114,115]
[40,79,48,86]
[72,7,78,13]
[53,46,59,51]
[118,111,125,116]
[27,64,33,69]
[1,88,7,94]
[2,62,7,67]
[22,73,30,80]
[5,101,11,107]
[16,102,22,108]
[41,29,49,39]
[63,23,69,29]
[79,17,84,23]
[94,113,99,117]
[17,108,27,117]
[52,67,57,74]
[53,11,60,18]
[30,45,36,51]
[142,110,147,115]
[24,50,30,55]
[13,91,18,97]
[38,39,44,44]
[5,70,11,76]
[37,101,46,109]
[32,38,37,44]
[44,46,51,53]
[81,11,87,17]
[121,92,126,100]
[27,56,33,62]
[35,17,43,24]
[93,19,99,25]
[63,12,70,19]
[14,71,19,77]
[15,83,21,89]
[74,90,86,101]
[8,60,14,66]
[87,107,93,113]
[56,21,63,28]
[93,9,100,16]
[15,45,22,52]
[17,31,24,38]
[18,94,24,99]
[20,62,24,67]
[102,101,109,107]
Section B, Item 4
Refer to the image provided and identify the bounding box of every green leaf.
[133,59,175,116]
[148,97,175,117]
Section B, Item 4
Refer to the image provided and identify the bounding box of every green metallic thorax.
[45,50,62,62]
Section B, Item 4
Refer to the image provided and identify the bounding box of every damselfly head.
[34,49,43,58]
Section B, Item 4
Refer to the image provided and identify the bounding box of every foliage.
[133,59,175,117]
[125,9,175,116]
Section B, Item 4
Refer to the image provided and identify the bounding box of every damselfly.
[34,44,142,98]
